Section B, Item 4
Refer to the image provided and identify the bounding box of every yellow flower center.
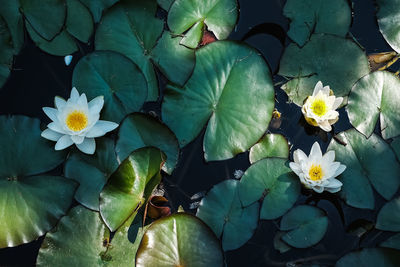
[310,99,328,117]
[309,164,324,181]
[65,110,88,132]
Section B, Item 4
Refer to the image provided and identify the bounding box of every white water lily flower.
[302,81,343,132]
[289,142,346,193]
[41,87,118,154]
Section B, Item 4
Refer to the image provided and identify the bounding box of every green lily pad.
[391,137,400,160]
[0,0,25,54]
[336,248,400,267]
[279,34,370,106]
[100,147,165,232]
[327,129,400,209]
[64,138,119,211]
[136,213,224,267]
[377,0,400,53]
[376,197,400,232]
[168,0,238,48]
[0,16,14,89]
[72,51,147,123]
[283,0,351,46]
[239,158,300,220]
[196,179,259,251]
[0,116,75,248]
[280,205,328,248]
[162,41,275,161]
[116,113,179,175]
[79,0,119,23]
[20,0,66,41]
[249,134,289,163]
[347,71,400,140]
[273,231,292,253]
[157,0,174,11]
[381,233,400,250]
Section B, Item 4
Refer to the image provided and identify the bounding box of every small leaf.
[376,197,400,232]
[249,133,289,163]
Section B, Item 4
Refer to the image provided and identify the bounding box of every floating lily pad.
[64,138,119,211]
[327,129,400,209]
[168,0,238,48]
[239,158,300,220]
[376,197,400,232]
[79,0,119,23]
[283,0,351,46]
[391,137,400,160]
[196,179,259,251]
[377,0,400,53]
[136,213,224,267]
[0,0,24,54]
[0,16,14,89]
[157,0,174,11]
[100,147,165,232]
[249,134,289,163]
[280,205,328,248]
[20,0,66,41]
[0,116,75,248]
[162,41,275,161]
[72,51,147,123]
[279,34,370,106]
[116,113,179,175]
[347,71,400,140]
[381,233,400,250]
[336,248,400,267]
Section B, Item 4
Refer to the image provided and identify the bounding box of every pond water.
[0,0,399,266]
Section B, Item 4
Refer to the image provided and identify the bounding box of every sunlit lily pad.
[79,0,119,23]
[196,179,259,251]
[347,71,400,140]
[283,0,351,46]
[0,16,14,88]
[327,129,400,209]
[162,41,275,161]
[64,138,119,210]
[168,0,238,48]
[377,0,400,53]
[116,113,179,175]
[239,158,300,220]
[0,116,75,248]
[100,147,165,232]
[0,0,24,54]
[136,213,224,266]
[72,51,147,123]
[336,248,400,267]
[249,134,289,163]
[376,197,400,232]
[280,205,328,248]
[381,233,400,250]
[279,34,370,106]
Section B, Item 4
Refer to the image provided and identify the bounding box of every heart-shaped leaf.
[376,197,400,232]
[336,248,400,267]
[249,134,289,164]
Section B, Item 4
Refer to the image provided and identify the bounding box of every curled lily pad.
[0,16,14,89]
[283,0,351,46]
[72,51,147,123]
[347,71,400,140]
[376,197,400,232]
[116,113,179,175]
[280,205,328,248]
[196,179,259,251]
[136,213,224,267]
[328,129,400,209]
[279,34,370,106]
[0,116,76,248]
[64,138,119,211]
[168,0,238,48]
[336,248,400,267]
[377,0,400,53]
[79,0,119,23]
[100,147,165,232]
[0,0,24,54]
[381,233,400,250]
[249,133,289,163]
[239,158,300,220]
[162,41,275,161]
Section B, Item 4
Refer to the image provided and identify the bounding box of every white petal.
[88,96,104,114]
[43,107,58,122]
[41,129,63,141]
[334,164,346,177]
[289,162,302,177]
[86,120,119,138]
[319,121,332,132]
[48,122,66,134]
[326,178,343,189]
[64,55,73,66]
[325,186,342,193]
[310,142,323,160]
[55,96,66,110]
[55,135,74,150]
[76,138,96,154]
[313,81,323,95]
[71,135,85,144]
[293,149,308,164]
[322,85,330,96]
[312,185,324,193]
[70,87,80,101]
[322,150,335,164]
[78,93,88,107]
[332,97,343,110]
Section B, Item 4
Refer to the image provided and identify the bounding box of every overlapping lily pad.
[376,197,400,232]
[162,41,275,161]
[72,51,147,123]
[64,138,119,210]
[280,205,328,248]
[279,34,370,106]
[136,213,224,267]
[168,0,238,48]
[391,137,400,160]
[100,147,165,232]
[377,0,400,53]
[79,0,119,23]
[239,158,300,220]
[0,0,24,54]
[347,71,400,140]
[336,248,400,267]
[196,179,259,251]
[327,129,400,209]
[0,16,14,89]
[116,113,179,175]
[0,116,76,248]
[283,0,351,46]
[249,134,289,163]
[381,233,400,250]
[157,0,174,11]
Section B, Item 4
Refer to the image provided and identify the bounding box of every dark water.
[0,0,398,266]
